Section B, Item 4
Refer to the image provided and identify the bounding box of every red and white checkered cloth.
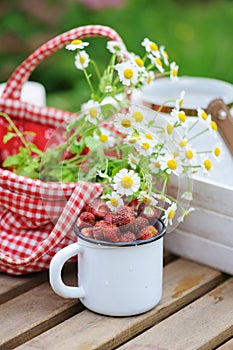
[0,25,123,275]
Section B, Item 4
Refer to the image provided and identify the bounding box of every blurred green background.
[0,0,232,111]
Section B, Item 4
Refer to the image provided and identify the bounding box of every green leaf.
[3,132,17,144]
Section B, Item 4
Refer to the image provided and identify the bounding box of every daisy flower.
[181,191,193,201]
[164,119,176,139]
[175,91,186,110]
[212,143,222,161]
[201,157,213,174]
[148,54,164,73]
[75,51,90,70]
[128,53,146,73]
[160,45,169,66]
[153,193,172,205]
[141,38,160,57]
[197,108,211,124]
[124,132,141,145]
[171,108,187,125]
[177,207,195,223]
[135,137,154,156]
[106,40,126,56]
[159,153,183,176]
[179,138,189,149]
[129,105,147,126]
[113,168,140,196]
[84,100,102,125]
[128,153,139,169]
[162,202,177,226]
[115,61,139,86]
[207,120,218,136]
[170,62,179,80]
[66,39,89,51]
[149,157,161,174]
[182,147,197,165]
[114,113,135,134]
[138,191,158,207]
[105,191,124,211]
[94,127,115,148]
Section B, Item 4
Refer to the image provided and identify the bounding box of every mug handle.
[49,243,85,298]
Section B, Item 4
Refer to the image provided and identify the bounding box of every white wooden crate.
[165,176,233,275]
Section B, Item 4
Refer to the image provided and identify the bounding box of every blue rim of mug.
[76,218,166,247]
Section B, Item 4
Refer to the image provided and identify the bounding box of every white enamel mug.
[49,219,166,316]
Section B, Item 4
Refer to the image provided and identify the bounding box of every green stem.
[90,59,101,81]
[0,112,32,155]
[188,128,208,142]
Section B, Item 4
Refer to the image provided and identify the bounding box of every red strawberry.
[112,205,135,227]
[138,225,159,240]
[77,211,95,229]
[134,216,149,237]
[86,199,110,218]
[103,212,115,225]
[127,198,139,212]
[103,225,121,242]
[120,231,137,242]
[138,204,158,224]
[81,227,93,239]
[92,220,108,240]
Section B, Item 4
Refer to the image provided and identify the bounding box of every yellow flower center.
[172,151,178,158]
[168,209,176,219]
[184,210,191,218]
[113,45,121,51]
[178,111,186,122]
[155,57,162,66]
[167,159,177,170]
[142,142,150,150]
[163,50,168,59]
[167,123,173,135]
[201,111,208,120]
[180,140,188,147]
[110,198,119,207]
[130,157,137,164]
[80,56,86,64]
[185,149,194,159]
[121,118,132,128]
[145,133,153,140]
[121,176,133,188]
[134,57,144,67]
[71,39,83,45]
[89,107,98,118]
[150,42,158,51]
[147,75,152,84]
[214,147,221,157]
[204,159,212,171]
[172,69,178,77]
[179,99,184,107]
[154,161,160,168]
[210,121,218,131]
[124,68,134,79]
[132,111,144,122]
[99,134,108,143]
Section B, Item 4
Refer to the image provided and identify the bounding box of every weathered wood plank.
[0,271,47,305]
[14,259,226,350]
[216,338,233,349]
[118,278,233,350]
[0,264,83,350]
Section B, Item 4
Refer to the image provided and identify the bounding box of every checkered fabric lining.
[0,25,123,275]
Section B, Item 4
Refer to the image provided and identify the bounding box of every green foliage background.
[0,0,232,112]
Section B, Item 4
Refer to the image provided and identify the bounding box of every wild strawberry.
[134,216,149,237]
[138,225,159,240]
[103,212,115,225]
[92,220,108,240]
[77,211,95,229]
[86,199,110,218]
[103,225,121,242]
[127,198,139,212]
[138,204,158,224]
[112,205,135,227]
[120,231,137,242]
[81,227,93,239]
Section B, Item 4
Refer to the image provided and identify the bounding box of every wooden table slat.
[14,258,226,350]
[0,271,47,305]
[0,266,83,350]
[118,278,233,350]
[216,338,233,350]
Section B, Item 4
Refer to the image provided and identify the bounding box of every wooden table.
[1,253,233,350]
